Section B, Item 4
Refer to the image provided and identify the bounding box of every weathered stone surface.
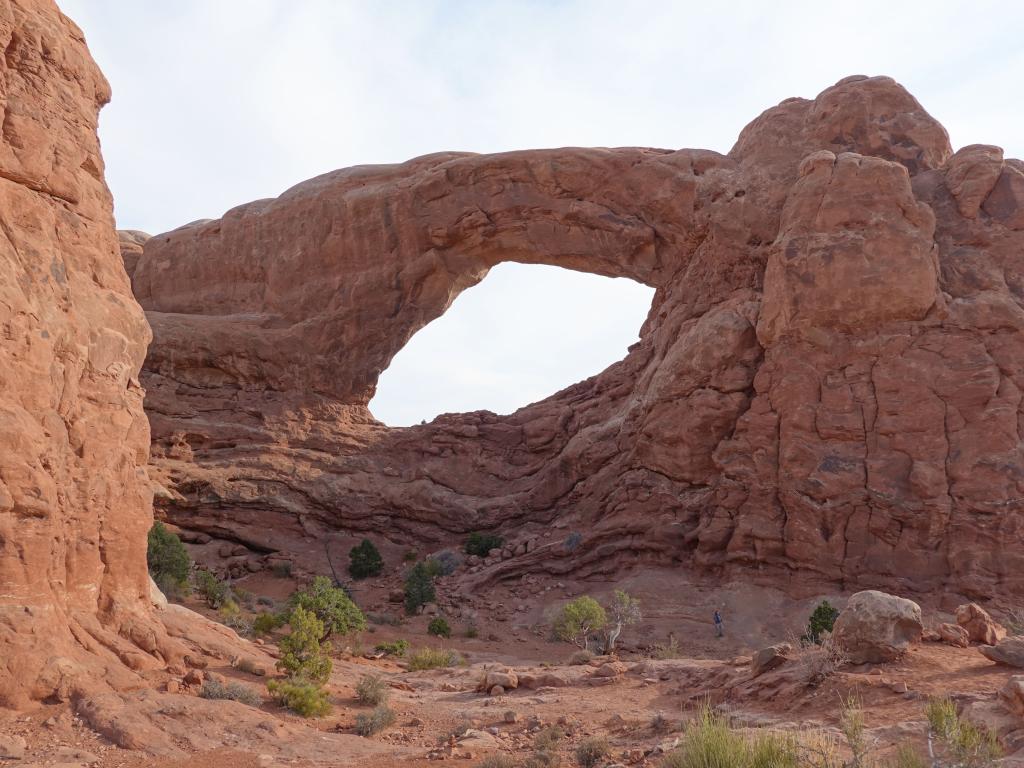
[118,229,150,279]
[750,643,792,677]
[937,623,970,648]
[132,74,1024,599]
[484,670,518,691]
[832,591,923,663]
[956,603,1007,645]
[0,0,184,708]
[980,637,1024,668]
[945,145,1004,219]
[1002,676,1024,719]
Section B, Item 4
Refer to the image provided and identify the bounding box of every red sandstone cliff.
[0,0,186,708]
[133,75,1024,600]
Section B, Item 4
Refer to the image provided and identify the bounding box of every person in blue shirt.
[713,609,724,638]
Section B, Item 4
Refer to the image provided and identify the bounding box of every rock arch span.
[134,75,1024,600]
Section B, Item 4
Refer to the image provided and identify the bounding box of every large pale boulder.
[832,591,923,663]
[980,637,1024,668]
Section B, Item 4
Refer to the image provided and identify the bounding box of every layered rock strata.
[134,75,1024,599]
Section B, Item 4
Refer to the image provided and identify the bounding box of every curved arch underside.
[135,75,1024,599]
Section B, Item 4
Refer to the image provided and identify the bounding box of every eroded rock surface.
[0,0,188,707]
[133,74,1024,599]
[832,590,923,664]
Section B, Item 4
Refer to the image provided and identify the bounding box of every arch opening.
[369,263,655,426]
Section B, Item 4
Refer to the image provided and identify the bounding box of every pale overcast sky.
[62,1,1024,425]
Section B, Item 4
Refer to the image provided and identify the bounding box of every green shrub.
[407,646,459,671]
[146,522,191,597]
[271,560,293,577]
[219,599,253,636]
[354,704,395,737]
[465,532,504,557]
[652,635,682,660]
[659,705,800,768]
[349,539,384,580]
[553,596,607,648]
[926,696,1001,767]
[404,562,436,616]
[526,726,564,768]
[277,606,332,684]
[232,586,256,609]
[267,678,330,717]
[194,568,230,608]
[290,576,367,640]
[200,679,262,707]
[428,617,451,638]
[374,639,409,657]
[367,612,402,626]
[403,550,418,562]
[885,745,928,768]
[575,736,609,768]
[253,611,286,636]
[569,649,594,665]
[477,756,516,768]
[805,600,840,644]
[355,674,389,706]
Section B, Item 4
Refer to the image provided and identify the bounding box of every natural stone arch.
[136,75,1024,601]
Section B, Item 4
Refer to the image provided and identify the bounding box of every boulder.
[593,661,628,678]
[956,603,1007,645]
[518,672,568,689]
[980,637,1024,668]
[751,643,793,677]
[937,623,970,648]
[832,591,923,663]
[149,577,169,611]
[1001,676,1024,718]
[484,670,518,690]
[0,734,26,760]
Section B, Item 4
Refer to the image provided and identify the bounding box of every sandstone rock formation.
[981,636,1024,668]
[117,229,149,279]
[937,623,970,648]
[956,602,1007,645]
[133,74,1024,599]
[0,0,184,708]
[832,590,923,664]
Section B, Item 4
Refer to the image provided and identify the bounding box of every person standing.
[713,609,724,638]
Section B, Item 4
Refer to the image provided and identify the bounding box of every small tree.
[805,600,840,644]
[290,576,367,640]
[146,522,191,597]
[553,596,607,649]
[277,606,332,684]
[267,678,331,717]
[603,590,641,653]
[465,532,504,557]
[348,539,384,579]
[428,616,451,638]
[404,562,436,615]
